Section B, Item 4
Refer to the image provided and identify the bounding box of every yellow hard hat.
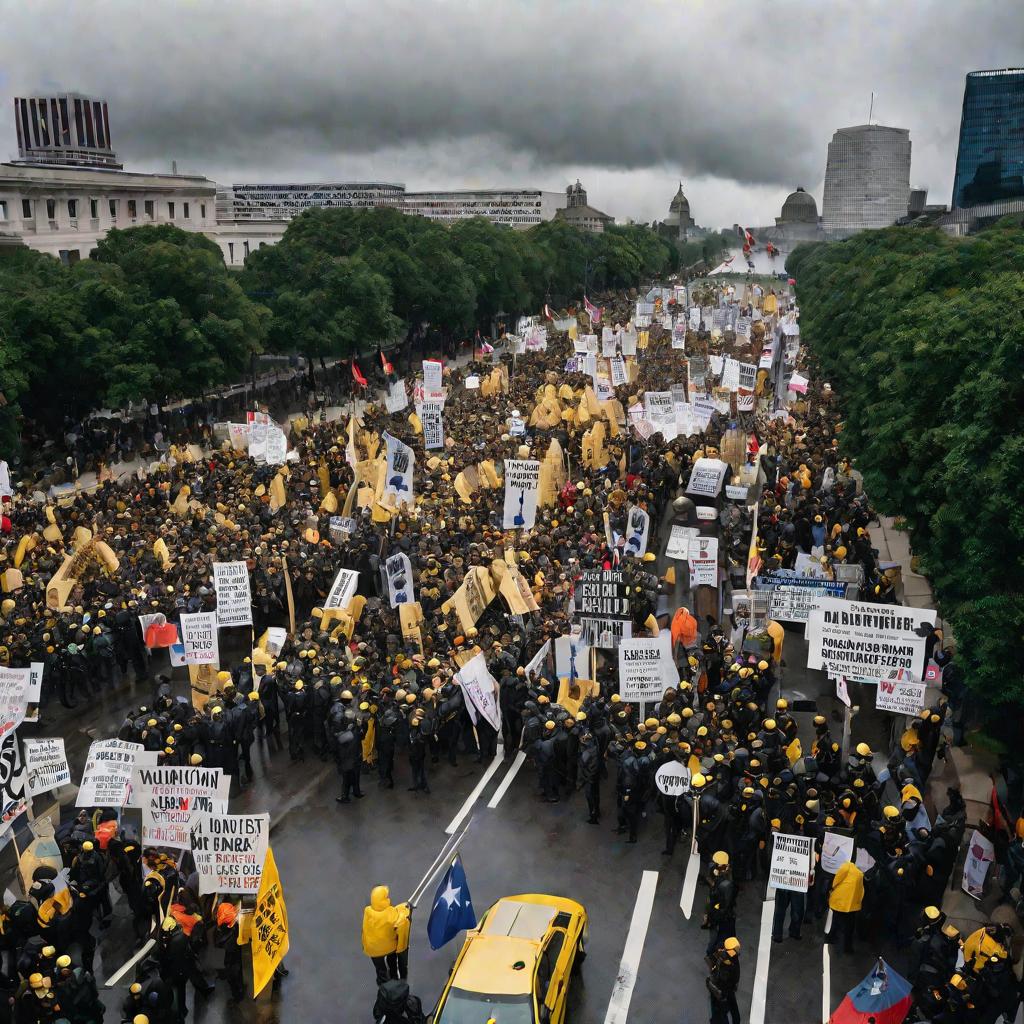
[855,742,872,757]
[724,937,741,954]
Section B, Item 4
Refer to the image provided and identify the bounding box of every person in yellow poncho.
[825,861,864,954]
[362,885,411,985]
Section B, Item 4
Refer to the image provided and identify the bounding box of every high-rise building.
[821,124,911,233]
[951,68,1024,209]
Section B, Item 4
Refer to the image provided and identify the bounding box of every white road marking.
[822,910,833,1024]
[487,750,527,809]
[749,889,776,1024]
[445,746,506,835]
[104,938,155,987]
[680,849,700,918]
[603,870,659,1024]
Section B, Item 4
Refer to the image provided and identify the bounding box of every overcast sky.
[1,0,1021,229]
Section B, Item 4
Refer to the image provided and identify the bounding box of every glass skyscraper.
[952,69,1024,209]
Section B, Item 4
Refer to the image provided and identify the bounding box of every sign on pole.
[768,832,814,892]
[655,761,691,796]
[190,813,270,895]
[618,638,671,702]
[23,738,71,795]
[179,612,220,665]
[213,562,253,628]
[874,670,927,716]
[77,739,144,808]
[502,460,540,530]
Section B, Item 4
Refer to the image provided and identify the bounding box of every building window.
[200,203,207,219]
[144,200,154,220]
[183,202,190,219]
[127,199,137,219]
[21,199,32,219]
[0,201,6,221]
[168,201,175,220]
[67,199,77,219]
[90,198,98,220]
[109,199,118,220]
[46,198,56,221]
[227,242,235,263]
[243,240,250,258]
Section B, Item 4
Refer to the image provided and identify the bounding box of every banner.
[385,378,408,413]
[554,635,592,681]
[23,738,71,795]
[76,739,143,807]
[324,568,359,610]
[623,506,650,557]
[0,668,31,737]
[643,392,676,439]
[456,653,501,732]
[383,433,415,507]
[0,733,28,839]
[422,360,443,391]
[132,765,229,850]
[820,831,855,875]
[962,829,995,900]
[190,813,270,895]
[751,576,846,623]
[768,832,814,892]
[686,458,729,497]
[806,598,932,678]
[247,411,270,462]
[213,561,253,628]
[265,426,288,466]
[575,569,630,619]
[578,617,632,649]
[179,612,219,665]
[384,552,414,609]
[251,847,289,997]
[421,400,445,450]
[874,670,927,716]
[502,459,540,530]
[618,637,671,702]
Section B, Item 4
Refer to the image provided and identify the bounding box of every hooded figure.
[361,886,411,986]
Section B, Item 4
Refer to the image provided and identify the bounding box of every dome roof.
[780,187,817,223]
[669,182,690,215]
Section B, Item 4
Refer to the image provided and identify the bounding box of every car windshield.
[435,988,534,1024]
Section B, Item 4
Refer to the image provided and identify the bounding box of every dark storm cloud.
[2,0,1022,225]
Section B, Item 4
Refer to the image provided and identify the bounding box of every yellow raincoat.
[828,861,864,913]
[361,886,411,958]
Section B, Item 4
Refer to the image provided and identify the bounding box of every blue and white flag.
[426,857,477,950]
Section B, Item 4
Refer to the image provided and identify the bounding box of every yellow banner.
[251,847,289,997]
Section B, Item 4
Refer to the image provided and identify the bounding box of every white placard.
[617,637,671,702]
[265,426,288,465]
[0,668,31,736]
[768,832,814,892]
[665,525,699,560]
[456,653,501,732]
[324,567,359,610]
[384,552,414,609]
[191,812,270,895]
[874,670,927,716]
[503,459,540,530]
[686,458,729,497]
[247,411,270,462]
[179,612,219,665]
[423,360,443,391]
[76,739,144,808]
[656,761,691,796]
[421,400,445,450]
[133,765,229,851]
[465,375,480,390]
[836,676,851,708]
[962,828,994,899]
[609,356,627,387]
[383,432,415,507]
[213,561,253,627]
[23,738,71,794]
[820,831,855,875]
[689,559,718,588]
[624,506,650,558]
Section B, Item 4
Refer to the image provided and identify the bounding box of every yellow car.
[432,893,588,1024]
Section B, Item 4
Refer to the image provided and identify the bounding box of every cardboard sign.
[686,458,729,497]
[384,552,414,609]
[213,561,253,628]
[665,525,700,560]
[423,360,443,391]
[0,668,30,737]
[578,617,632,649]
[575,570,630,620]
[179,612,219,665]
[191,813,270,895]
[132,764,229,851]
[655,761,691,796]
[265,426,288,465]
[503,460,540,530]
[23,738,71,795]
[623,506,650,557]
[962,829,994,900]
[874,670,927,716]
[383,433,415,507]
[251,848,289,997]
[725,484,749,501]
[618,637,671,702]
[324,568,359,610]
[820,831,855,874]
[768,832,814,892]
[76,739,143,807]
[384,378,408,414]
[421,400,445,450]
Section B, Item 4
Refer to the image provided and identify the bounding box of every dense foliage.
[788,220,1024,710]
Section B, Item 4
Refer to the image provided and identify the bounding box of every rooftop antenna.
[868,92,875,125]
[172,159,178,175]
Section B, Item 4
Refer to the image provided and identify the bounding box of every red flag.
[351,360,368,387]
[380,350,394,376]
[584,296,601,323]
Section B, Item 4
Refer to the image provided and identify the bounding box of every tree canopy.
[788,219,1024,713]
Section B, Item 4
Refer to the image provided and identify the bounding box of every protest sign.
[228,422,248,452]
[623,506,650,557]
[456,653,501,732]
[618,638,670,702]
[465,375,480,389]
[962,829,994,899]
[725,484,749,501]
[132,764,229,850]
[836,676,851,708]
[385,378,408,413]
[77,739,143,807]
[752,574,847,623]
[768,832,814,892]
[384,552,414,609]
[179,612,219,665]
[191,812,270,895]
[0,668,30,737]
[874,670,927,716]
[23,738,71,795]
[721,358,740,390]
[324,568,359,610]
[503,459,540,530]
[383,433,415,507]
[213,561,253,628]
[423,360,443,391]
[554,635,592,681]
[265,426,288,465]
[251,848,289,997]
[609,356,627,387]
[820,831,855,874]
[655,761,691,796]
[0,733,27,839]
[578,617,632,649]
[686,458,729,497]
[806,598,932,678]
[689,559,717,587]
[524,640,551,680]
[421,401,445,450]
[247,411,270,462]
[643,391,676,438]
[575,570,630,619]
[666,525,700,560]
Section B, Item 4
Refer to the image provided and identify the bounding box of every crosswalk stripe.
[822,910,833,1024]
[749,890,776,1024]
[444,746,505,835]
[487,750,526,809]
[603,870,658,1024]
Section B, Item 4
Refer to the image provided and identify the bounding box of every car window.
[541,931,565,1004]
[435,988,533,1024]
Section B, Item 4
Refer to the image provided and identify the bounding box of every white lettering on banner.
[324,568,359,610]
[457,653,501,732]
[23,738,71,795]
[806,597,933,678]
[77,739,144,807]
[686,458,729,497]
[191,813,270,895]
[179,612,219,665]
[422,360,443,391]
[820,831,855,875]
[618,637,671,702]
[213,561,253,628]
[575,570,631,619]
[656,761,691,796]
[874,671,927,715]
[503,459,540,530]
[420,400,445,450]
[768,832,814,892]
[962,829,994,899]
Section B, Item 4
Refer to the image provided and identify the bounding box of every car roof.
[453,935,539,996]
[481,899,557,941]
